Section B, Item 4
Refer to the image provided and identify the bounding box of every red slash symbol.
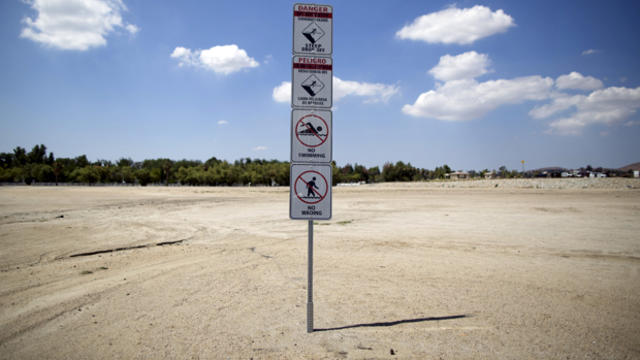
[296,114,328,148]
[295,170,328,204]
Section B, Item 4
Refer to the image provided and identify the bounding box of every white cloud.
[407,52,640,134]
[403,76,553,121]
[529,93,584,119]
[581,49,599,56]
[272,77,398,104]
[20,0,138,51]
[624,120,640,127]
[253,146,267,151]
[396,5,515,45]
[171,45,259,75]
[217,120,228,125]
[542,86,640,135]
[333,77,399,103]
[429,51,491,81]
[125,23,139,35]
[272,81,291,103]
[555,72,603,91]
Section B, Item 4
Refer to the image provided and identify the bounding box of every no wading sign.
[291,109,332,163]
[290,163,332,220]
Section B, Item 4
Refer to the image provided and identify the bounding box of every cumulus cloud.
[272,77,398,104]
[171,45,259,75]
[624,120,640,127]
[581,49,599,56]
[429,51,491,81]
[555,72,603,91]
[333,77,399,103]
[125,23,139,35]
[529,93,583,119]
[253,146,268,151]
[20,0,138,51]
[403,76,553,121]
[272,81,291,103]
[396,5,514,45]
[407,52,639,133]
[217,120,228,125]
[537,86,640,135]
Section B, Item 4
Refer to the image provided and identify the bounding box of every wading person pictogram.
[307,177,319,197]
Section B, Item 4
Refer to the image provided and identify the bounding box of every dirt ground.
[1,181,639,359]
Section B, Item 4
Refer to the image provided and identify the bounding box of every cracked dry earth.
[0,183,639,359]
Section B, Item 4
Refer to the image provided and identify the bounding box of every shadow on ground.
[314,314,469,332]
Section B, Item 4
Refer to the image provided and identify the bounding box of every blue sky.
[1,0,639,170]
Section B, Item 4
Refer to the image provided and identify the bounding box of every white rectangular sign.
[290,163,332,220]
[293,3,333,55]
[291,55,332,108]
[291,109,332,163]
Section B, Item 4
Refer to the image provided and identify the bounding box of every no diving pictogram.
[296,114,328,147]
[295,170,328,204]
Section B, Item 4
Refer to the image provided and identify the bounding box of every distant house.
[588,172,607,178]
[447,171,469,180]
[484,171,495,179]
[634,170,639,178]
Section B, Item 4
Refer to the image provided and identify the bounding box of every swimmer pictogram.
[295,114,328,147]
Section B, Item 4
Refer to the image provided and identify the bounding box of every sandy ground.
[0,180,639,359]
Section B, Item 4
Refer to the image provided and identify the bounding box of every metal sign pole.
[292,3,332,334]
[307,219,314,333]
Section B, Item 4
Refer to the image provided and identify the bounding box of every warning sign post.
[290,3,333,334]
[293,3,333,55]
[291,109,332,163]
[292,56,332,108]
[290,164,332,220]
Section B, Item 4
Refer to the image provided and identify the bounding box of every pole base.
[307,302,314,333]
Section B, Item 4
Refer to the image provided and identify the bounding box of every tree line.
[0,144,632,186]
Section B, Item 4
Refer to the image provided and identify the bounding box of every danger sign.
[291,109,332,163]
[290,164,332,220]
[293,3,332,55]
[292,55,332,108]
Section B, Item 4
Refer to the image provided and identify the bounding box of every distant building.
[484,171,495,179]
[634,170,639,178]
[447,171,469,180]
[589,172,607,178]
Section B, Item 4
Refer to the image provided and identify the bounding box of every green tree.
[27,144,47,164]
[136,168,151,186]
[13,147,27,166]
[70,166,100,184]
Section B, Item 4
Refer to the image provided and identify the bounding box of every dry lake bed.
[1,179,639,359]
